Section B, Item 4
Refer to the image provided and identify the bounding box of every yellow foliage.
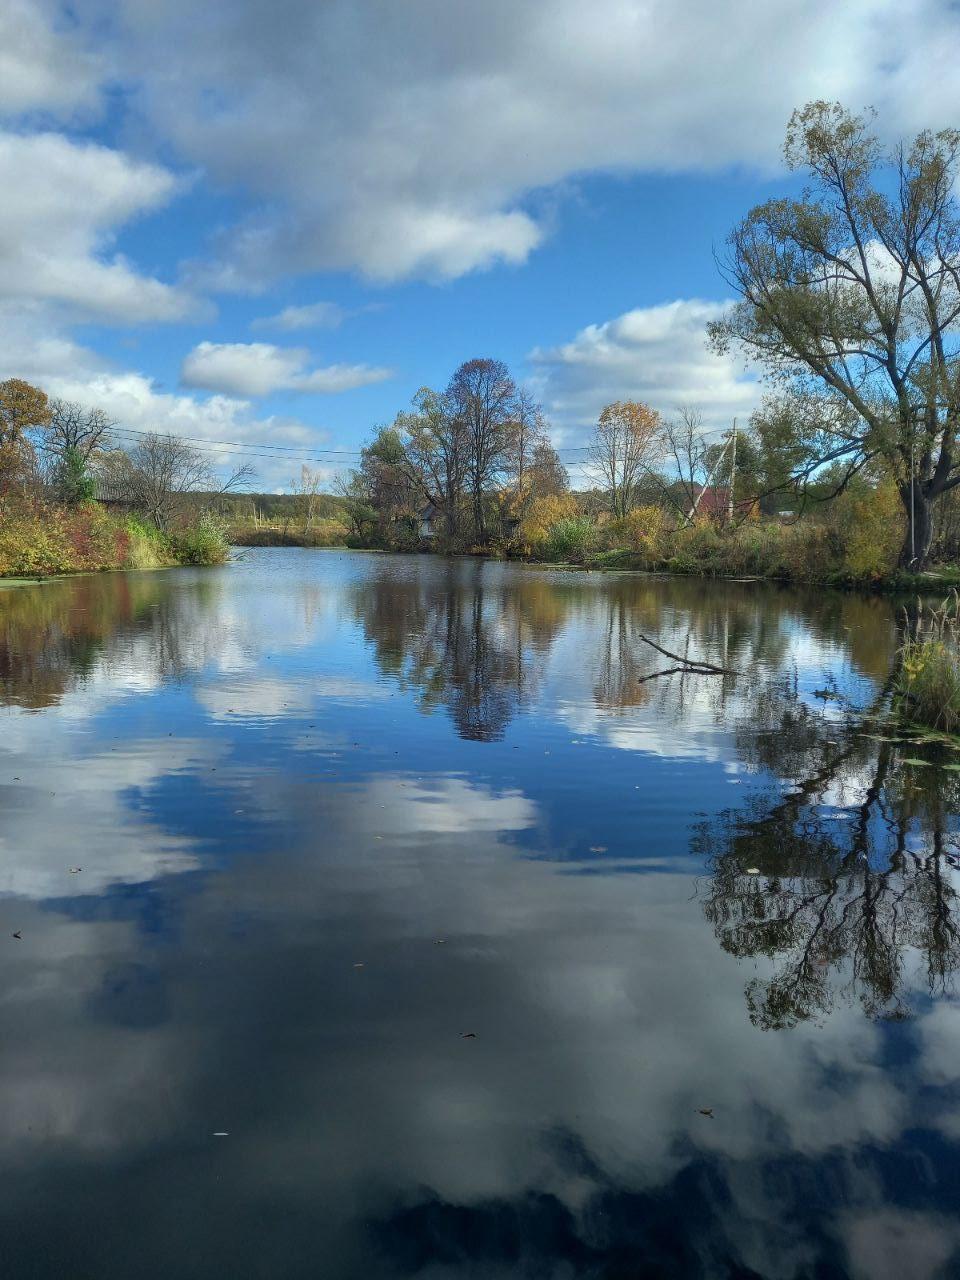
[833,480,904,578]
[519,494,579,548]
[607,506,667,560]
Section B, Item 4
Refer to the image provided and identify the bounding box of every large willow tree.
[710,102,960,569]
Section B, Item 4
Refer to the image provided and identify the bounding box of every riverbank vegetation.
[0,380,241,576]
[896,594,960,733]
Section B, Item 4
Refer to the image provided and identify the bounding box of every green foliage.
[0,497,128,576]
[168,513,229,565]
[0,497,231,578]
[54,446,96,505]
[123,517,177,569]
[898,639,960,733]
[897,595,960,733]
[231,518,349,548]
[542,516,596,562]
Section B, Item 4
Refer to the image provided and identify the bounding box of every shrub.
[519,494,580,550]
[543,515,596,562]
[829,480,903,579]
[0,497,129,576]
[606,506,667,563]
[123,518,176,570]
[169,513,229,565]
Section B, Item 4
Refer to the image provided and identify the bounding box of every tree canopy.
[710,101,960,568]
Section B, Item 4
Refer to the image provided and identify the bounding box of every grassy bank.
[231,490,960,594]
[229,518,349,549]
[512,487,960,590]
[0,497,229,578]
[896,595,960,732]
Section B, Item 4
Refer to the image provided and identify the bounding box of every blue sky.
[2,0,958,488]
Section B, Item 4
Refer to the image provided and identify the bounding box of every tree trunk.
[898,480,933,571]
[473,483,485,544]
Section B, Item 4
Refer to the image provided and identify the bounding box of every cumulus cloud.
[180,340,392,396]
[0,130,196,323]
[530,299,760,438]
[96,0,960,283]
[0,304,331,489]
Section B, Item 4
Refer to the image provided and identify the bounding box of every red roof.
[697,486,731,516]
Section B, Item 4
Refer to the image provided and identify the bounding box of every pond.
[0,549,958,1279]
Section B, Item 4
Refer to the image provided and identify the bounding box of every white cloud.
[530,299,759,437]
[99,0,960,283]
[181,340,392,396]
[253,302,348,331]
[0,130,196,323]
[0,305,331,488]
[0,0,101,119]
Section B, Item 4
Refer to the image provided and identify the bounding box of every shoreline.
[233,540,960,596]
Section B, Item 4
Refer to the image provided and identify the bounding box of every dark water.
[1,550,959,1280]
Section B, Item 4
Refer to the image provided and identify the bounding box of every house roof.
[696,486,731,515]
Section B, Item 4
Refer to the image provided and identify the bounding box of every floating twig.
[638,634,737,678]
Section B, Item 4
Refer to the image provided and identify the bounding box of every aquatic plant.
[897,593,960,733]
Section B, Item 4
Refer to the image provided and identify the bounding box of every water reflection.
[0,553,959,1278]
[699,713,960,1028]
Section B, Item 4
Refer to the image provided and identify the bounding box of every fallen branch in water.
[637,634,738,680]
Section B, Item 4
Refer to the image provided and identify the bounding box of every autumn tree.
[710,101,960,569]
[0,379,50,446]
[447,358,517,542]
[528,441,569,499]
[661,408,709,517]
[586,400,664,518]
[0,378,49,485]
[395,386,468,540]
[505,387,546,510]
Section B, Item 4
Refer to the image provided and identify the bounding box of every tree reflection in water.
[697,697,960,1029]
[352,560,567,741]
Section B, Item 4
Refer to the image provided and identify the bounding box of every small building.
[694,487,759,523]
[419,503,439,539]
[91,473,135,512]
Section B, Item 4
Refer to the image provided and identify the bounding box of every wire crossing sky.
[2,0,959,487]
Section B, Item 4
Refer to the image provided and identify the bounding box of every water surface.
[1,551,959,1279]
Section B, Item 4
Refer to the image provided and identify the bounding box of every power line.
[96,419,735,470]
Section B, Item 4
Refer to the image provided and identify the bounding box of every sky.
[2,0,960,490]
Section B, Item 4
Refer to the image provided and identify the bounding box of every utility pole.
[687,434,731,523]
[727,420,737,524]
